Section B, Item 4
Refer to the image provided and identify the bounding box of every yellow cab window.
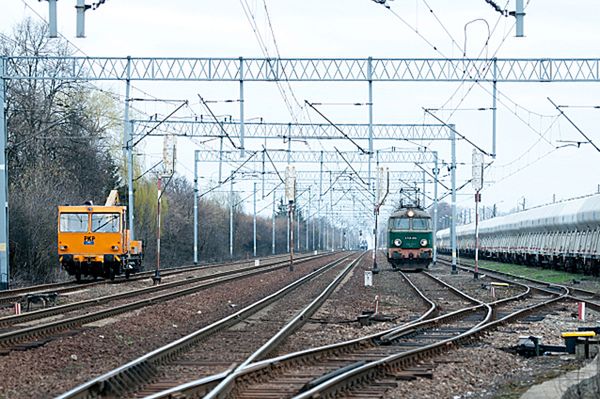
[60,213,89,232]
[91,213,120,233]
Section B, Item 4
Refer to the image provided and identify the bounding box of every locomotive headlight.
[407,210,415,217]
[394,238,402,247]
[59,245,68,251]
[420,239,428,247]
[111,245,119,251]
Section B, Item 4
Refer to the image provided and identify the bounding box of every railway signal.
[472,149,484,279]
[285,166,296,271]
[154,136,177,285]
[372,167,389,274]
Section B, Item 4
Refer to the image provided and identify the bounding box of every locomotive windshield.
[389,217,431,230]
[389,218,410,230]
[60,213,88,232]
[412,218,431,230]
[92,213,120,233]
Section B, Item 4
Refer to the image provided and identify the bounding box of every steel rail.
[55,252,354,399]
[437,254,600,298]
[0,252,340,351]
[140,264,496,399]
[293,287,568,398]
[144,260,567,399]
[436,256,568,297]
[202,252,366,399]
[440,255,600,314]
[0,252,305,306]
[147,307,491,399]
[435,257,593,327]
[0,281,105,307]
[379,271,491,343]
[0,252,323,328]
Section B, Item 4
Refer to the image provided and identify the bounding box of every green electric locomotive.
[387,206,433,271]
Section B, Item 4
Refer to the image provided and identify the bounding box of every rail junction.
[2,3,600,397]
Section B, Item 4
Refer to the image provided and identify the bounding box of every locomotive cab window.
[412,218,431,230]
[92,213,120,233]
[60,213,89,232]
[390,218,410,230]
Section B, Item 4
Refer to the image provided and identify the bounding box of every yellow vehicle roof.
[58,205,125,213]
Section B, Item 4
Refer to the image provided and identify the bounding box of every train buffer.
[561,331,599,359]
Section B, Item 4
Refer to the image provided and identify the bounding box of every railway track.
[290,275,568,398]
[436,255,600,312]
[138,261,572,399]
[0,253,302,307]
[0,252,340,353]
[56,252,360,399]
[436,255,600,297]
[109,269,487,398]
[403,271,477,314]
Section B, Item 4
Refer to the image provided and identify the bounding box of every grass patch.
[456,257,589,284]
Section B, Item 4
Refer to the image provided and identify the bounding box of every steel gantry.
[2,56,600,288]
[192,147,439,264]
[8,57,600,82]
[131,120,452,141]
[195,149,436,164]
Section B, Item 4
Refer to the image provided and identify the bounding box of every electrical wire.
[238,0,299,121]
[14,0,200,134]
[421,0,464,55]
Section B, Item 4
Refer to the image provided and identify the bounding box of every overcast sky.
[3,0,600,225]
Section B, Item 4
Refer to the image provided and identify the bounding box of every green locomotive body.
[387,206,433,271]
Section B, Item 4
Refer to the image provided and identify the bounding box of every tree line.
[2,19,332,285]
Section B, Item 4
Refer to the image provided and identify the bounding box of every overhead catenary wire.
[421,0,464,55]
[423,108,491,156]
[134,160,163,182]
[372,0,512,182]
[321,168,351,198]
[305,101,369,155]
[131,100,188,148]
[262,146,285,184]
[16,0,177,111]
[548,97,600,153]
[438,0,536,123]
[494,115,560,170]
[15,1,548,225]
[334,146,368,186]
[198,94,239,150]
[238,0,301,123]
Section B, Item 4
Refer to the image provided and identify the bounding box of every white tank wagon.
[436,194,600,274]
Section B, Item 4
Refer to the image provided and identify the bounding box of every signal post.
[472,150,484,280]
[286,166,296,271]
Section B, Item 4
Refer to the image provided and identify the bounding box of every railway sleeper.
[100,363,157,397]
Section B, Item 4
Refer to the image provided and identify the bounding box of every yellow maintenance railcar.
[57,191,142,281]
